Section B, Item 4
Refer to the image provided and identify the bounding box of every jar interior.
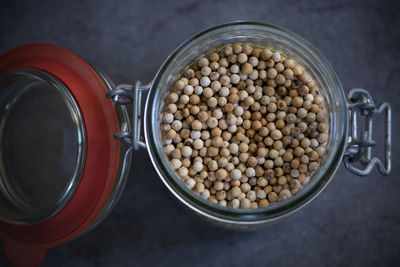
[146,22,347,223]
[0,69,85,224]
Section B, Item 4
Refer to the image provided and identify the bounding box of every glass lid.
[0,43,123,267]
[0,68,86,225]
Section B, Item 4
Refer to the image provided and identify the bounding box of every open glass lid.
[0,44,124,266]
[0,68,86,225]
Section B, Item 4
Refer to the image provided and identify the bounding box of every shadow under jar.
[0,22,391,267]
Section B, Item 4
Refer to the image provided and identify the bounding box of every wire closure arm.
[106,81,149,150]
[343,88,391,176]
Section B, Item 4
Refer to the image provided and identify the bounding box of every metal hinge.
[106,81,149,150]
[343,88,391,176]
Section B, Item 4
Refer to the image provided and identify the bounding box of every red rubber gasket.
[0,44,120,266]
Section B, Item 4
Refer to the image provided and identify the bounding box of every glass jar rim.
[145,21,348,223]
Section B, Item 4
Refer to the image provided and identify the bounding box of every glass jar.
[0,22,391,266]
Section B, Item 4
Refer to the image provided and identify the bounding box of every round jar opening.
[0,69,85,225]
[146,22,347,224]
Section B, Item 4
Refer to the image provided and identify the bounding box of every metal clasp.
[343,88,391,176]
[106,81,150,150]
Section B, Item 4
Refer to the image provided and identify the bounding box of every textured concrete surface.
[0,0,399,266]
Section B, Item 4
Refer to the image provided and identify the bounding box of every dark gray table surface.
[0,0,399,266]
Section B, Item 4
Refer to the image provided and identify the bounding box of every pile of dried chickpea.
[161,43,329,209]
